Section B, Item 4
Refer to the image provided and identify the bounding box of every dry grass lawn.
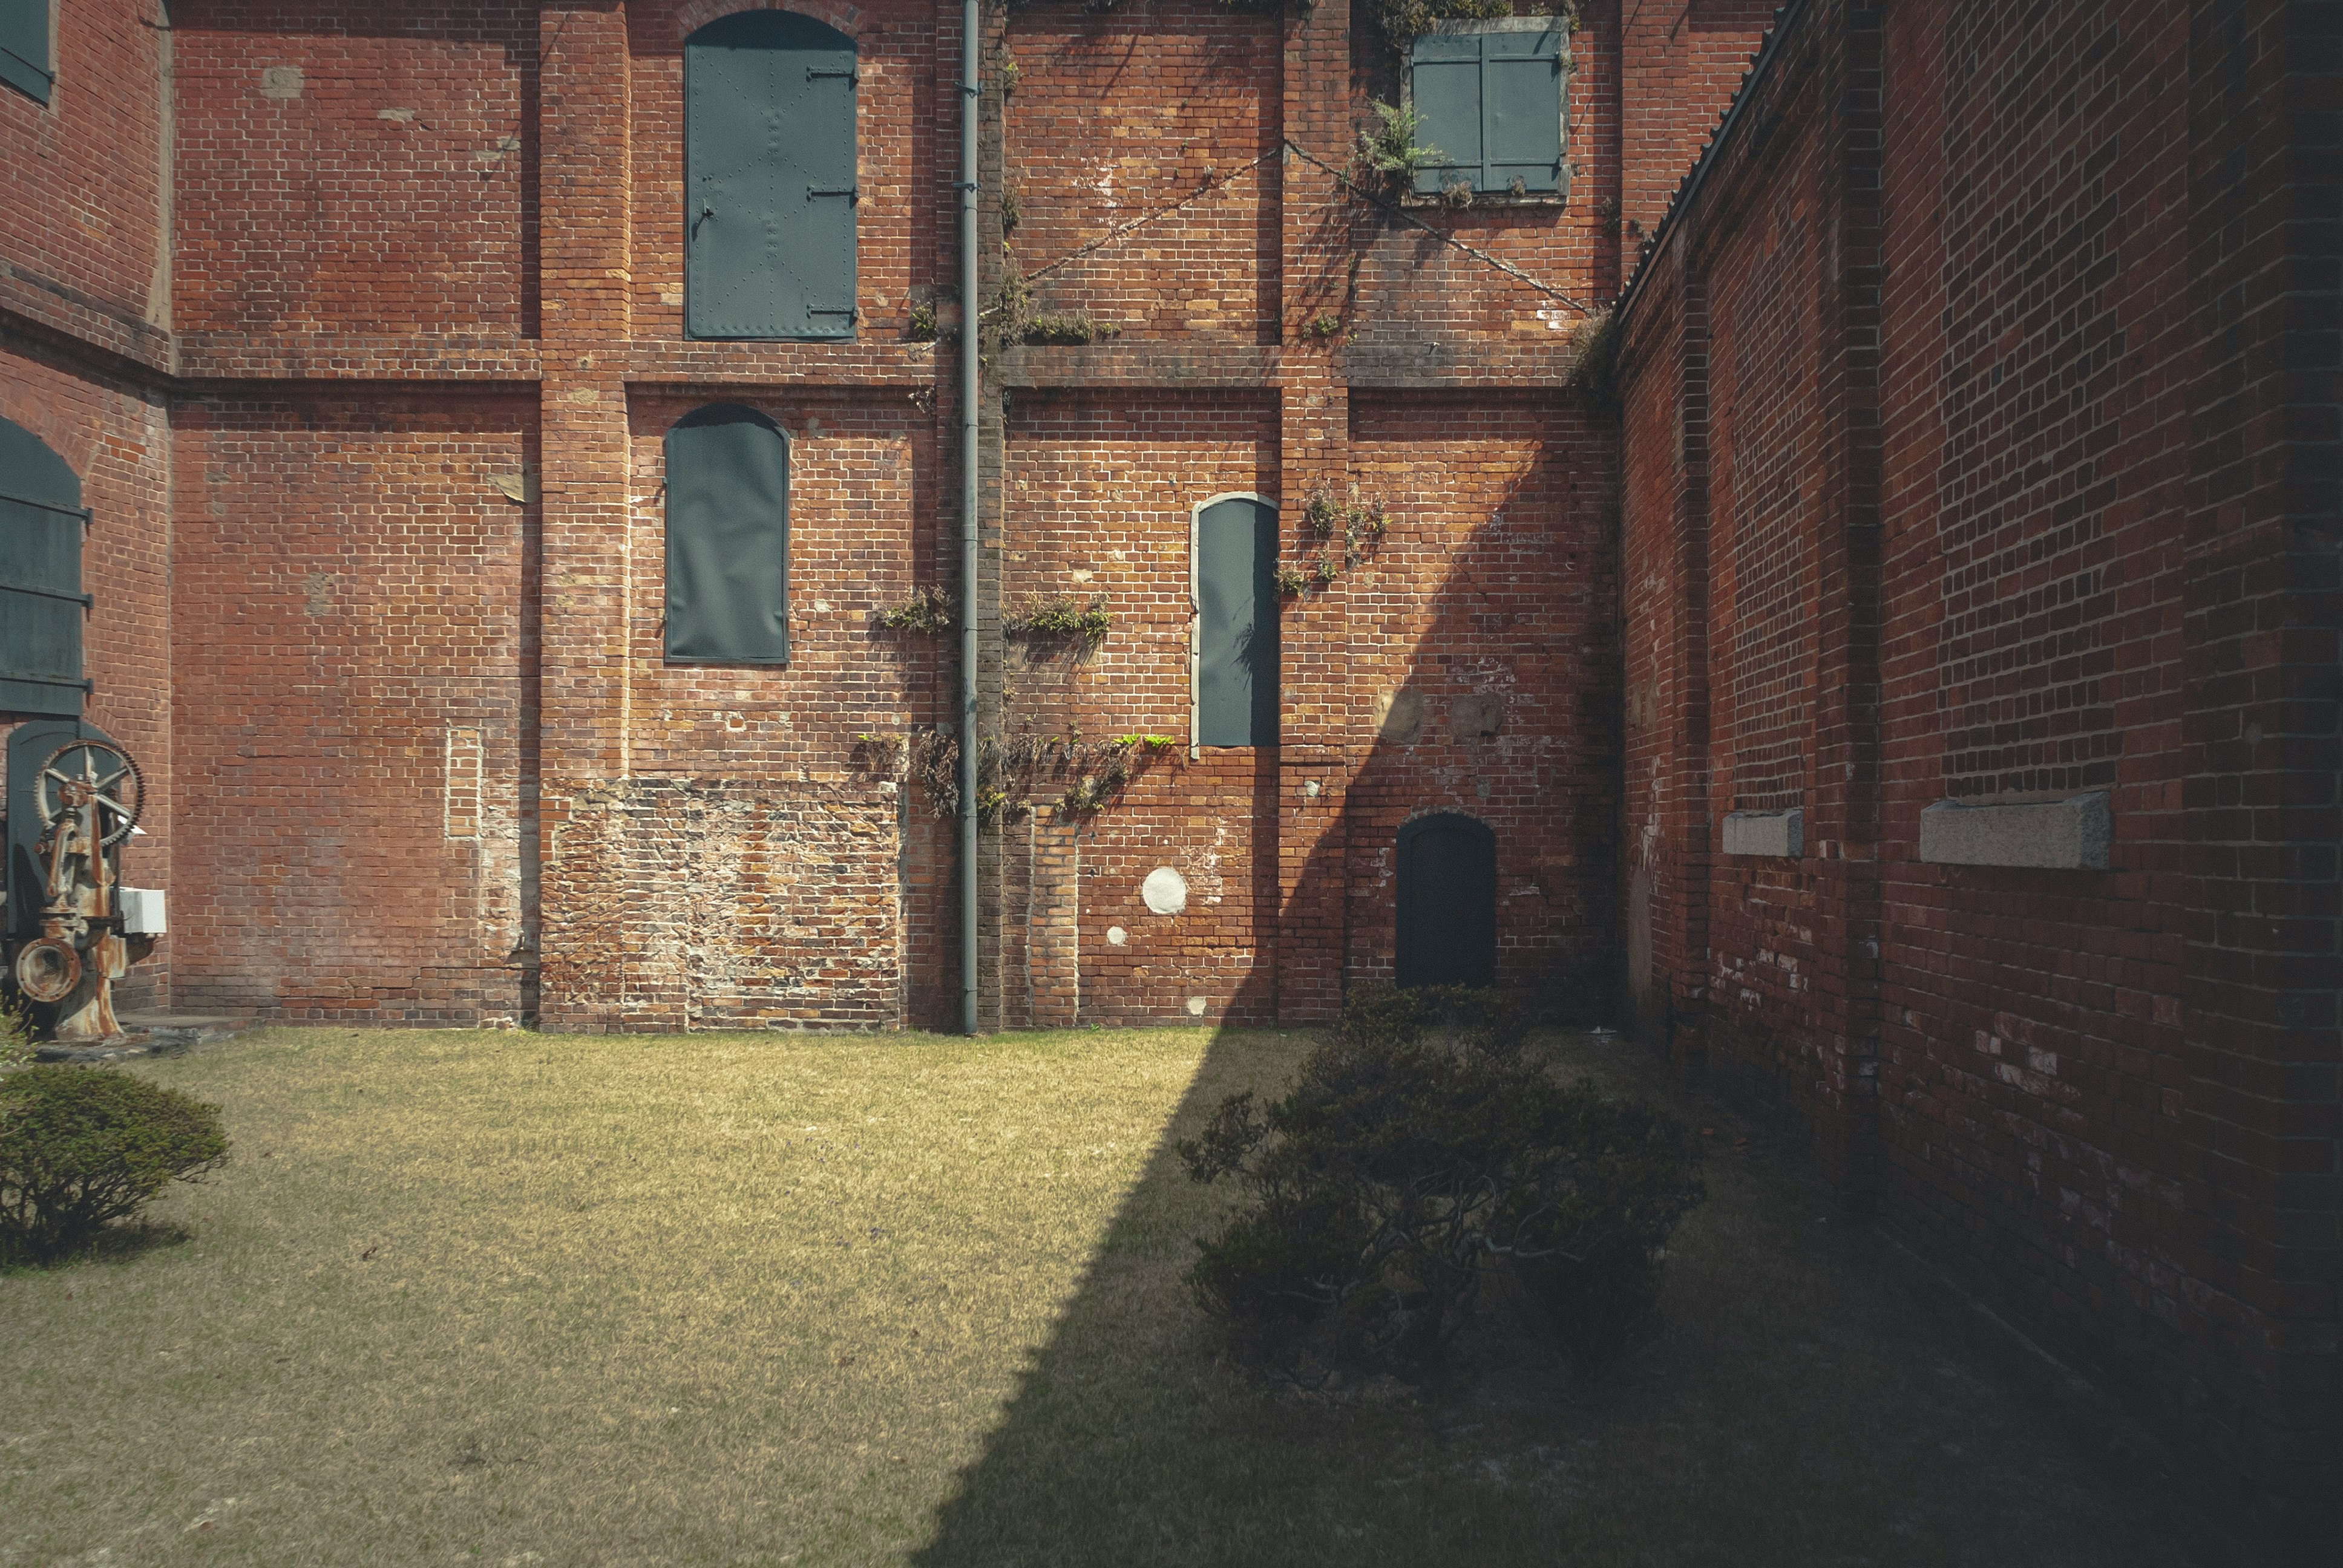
[0,1026,2276,1566]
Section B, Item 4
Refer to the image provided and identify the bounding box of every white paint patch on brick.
[444,727,483,839]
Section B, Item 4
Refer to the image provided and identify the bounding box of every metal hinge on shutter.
[808,186,860,206]
[807,67,859,85]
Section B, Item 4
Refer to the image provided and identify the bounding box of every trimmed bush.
[0,1065,229,1260]
[1181,984,1702,1382]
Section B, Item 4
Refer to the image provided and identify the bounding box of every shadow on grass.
[0,1218,195,1274]
[908,1027,2275,1568]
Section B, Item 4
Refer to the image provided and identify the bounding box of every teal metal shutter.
[1196,497,1279,747]
[1412,34,1484,196]
[1395,813,1497,988]
[685,11,857,341]
[664,404,791,664]
[1412,26,1565,197]
[1486,28,1564,194]
[0,417,89,716]
[0,0,50,105]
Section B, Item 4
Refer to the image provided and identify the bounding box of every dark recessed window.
[0,416,88,716]
[684,10,858,340]
[1193,495,1279,748]
[0,1,51,105]
[1395,812,1497,988]
[664,403,791,665]
[1409,20,1568,200]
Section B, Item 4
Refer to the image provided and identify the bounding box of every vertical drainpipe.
[958,0,981,1035]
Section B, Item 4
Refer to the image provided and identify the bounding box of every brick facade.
[1616,0,2337,1539]
[1,0,2332,1533]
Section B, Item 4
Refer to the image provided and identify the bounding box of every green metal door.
[684,11,859,340]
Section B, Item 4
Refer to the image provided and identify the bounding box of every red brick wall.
[0,0,170,338]
[1617,0,2338,1532]
[997,389,1279,1025]
[170,1,535,338]
[1619,0,1772,243]
[1000,7,1282,341]
[168,393,534,1022]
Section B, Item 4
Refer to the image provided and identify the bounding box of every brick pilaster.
[1274,0,1351,1024]
[533,1,633,1030]
[1806,1,1886,1210]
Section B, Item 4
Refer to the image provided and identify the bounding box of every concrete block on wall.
[1722,807,1801,858]
[1919,792,2111,871]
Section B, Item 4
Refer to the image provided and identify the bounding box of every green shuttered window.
[664,404,791,665]
[684,11,858,340]
[1410,22,1567,197]
[0,417,88,717]
[0,0,50,104]
[1193,496,1279,748]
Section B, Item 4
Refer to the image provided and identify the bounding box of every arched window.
[0,416,88,717]
[684,10,859,340]
[1395,812,1497,988]
[664,403,791,665]
[1191,494,1279,747]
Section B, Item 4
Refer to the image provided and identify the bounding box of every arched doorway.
[1395,811,1496,988]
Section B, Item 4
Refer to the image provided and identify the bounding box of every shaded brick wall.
[1617,0,2338,1534]
[0,2,176,1007]
[1344,394,1618,1014]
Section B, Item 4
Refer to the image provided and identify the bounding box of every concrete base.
[1722,806,1803,858]
[1919,792,2111,871]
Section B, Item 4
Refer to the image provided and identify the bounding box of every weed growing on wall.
[876,584,955,635]
[1561,304,1621,420]
[1004,593,1112,646]
[1358,99,1446,185]
[1285,488,1392,596]
[905,728,1178,823]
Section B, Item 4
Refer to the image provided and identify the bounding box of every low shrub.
[0,1065,230,1261]
[1181,984,1702,1382]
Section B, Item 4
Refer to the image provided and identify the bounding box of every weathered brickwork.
[540,776,902,1030]
[1618,0,2337,1537]
[1001,8,1282,341]
[0,1,170,340]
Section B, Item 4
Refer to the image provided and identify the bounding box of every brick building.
[0,0,2332,1540]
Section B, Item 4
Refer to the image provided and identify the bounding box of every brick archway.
[673,0,867,45]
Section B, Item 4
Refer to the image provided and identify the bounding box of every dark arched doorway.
[1395,811,1496,988]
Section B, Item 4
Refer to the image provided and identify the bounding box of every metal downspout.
[958,0,980,1035]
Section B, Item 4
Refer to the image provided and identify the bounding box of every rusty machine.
[4,721,159,1042]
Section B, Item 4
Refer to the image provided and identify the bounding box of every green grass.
[0,1027,2273,1566]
